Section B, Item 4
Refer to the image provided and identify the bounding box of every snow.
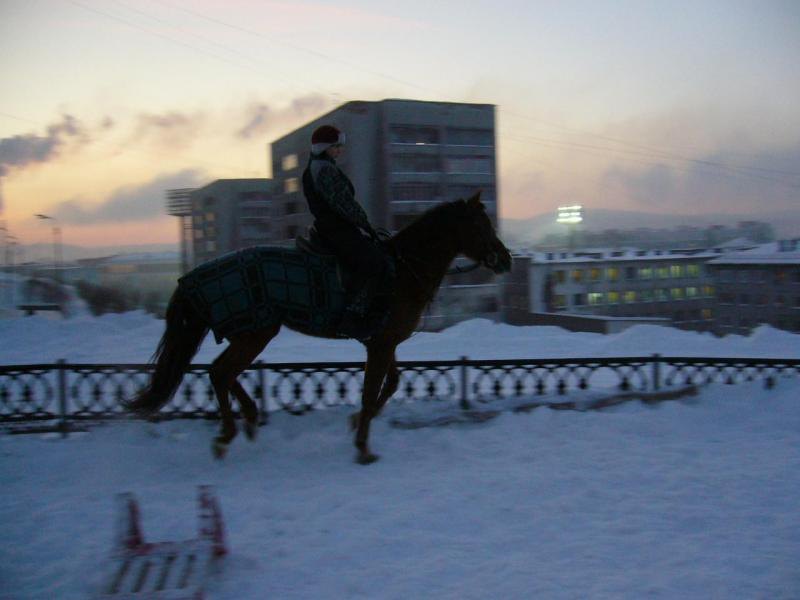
[1,314,800,598]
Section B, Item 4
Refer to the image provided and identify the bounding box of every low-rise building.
[707,239,800,334]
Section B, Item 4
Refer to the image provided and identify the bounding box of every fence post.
[57,359,68,438]
[256,361,268,425]
[651,353,661,392]
[459,356,470,410]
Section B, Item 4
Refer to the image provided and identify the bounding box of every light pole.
[556,205,584,251]
[35,214,63,283]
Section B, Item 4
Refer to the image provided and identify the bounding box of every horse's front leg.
[355,347,393,465]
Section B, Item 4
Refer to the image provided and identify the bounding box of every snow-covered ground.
[1,314,799,599]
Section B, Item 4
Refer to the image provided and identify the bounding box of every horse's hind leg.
[209,326,278,458]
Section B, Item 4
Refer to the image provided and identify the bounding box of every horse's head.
[456,192,512,274]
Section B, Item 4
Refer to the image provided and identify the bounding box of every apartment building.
[505,248,722,331]
[708,239,800,334]
[270,98,500,330]
[189,179,273,265]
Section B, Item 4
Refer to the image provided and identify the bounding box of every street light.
[35,213,63,283]
[556,205,584,251]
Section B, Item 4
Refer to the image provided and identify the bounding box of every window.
[703,285,715,297]
[205,240,216,252]
[555,270,566,284]
[284,200,299,215]
[287,225,299,238]
[702,308,713,320]
[623,291,637,303]
[657,266,670,279]
[655,289,668,302]
[739,294,750,305]
[390,126,439,145]
[573,293,585,306]
[719,292,734,304]
[446,128,493,146]
[554,294,567,309]
[590,268,602,281]
[670,265,684,278]
[686,287,698,298]
[625,266,637,280]
[448,185,496,203]
[607,267,620,281]
[205,211,216,222]
[392,183,440,201]
[281,154,298,171]
[671,288,684,300]
[588,292,604,305]
[639,289,653,302]
[775,270,788,284]
[638,266,653,279]
[686,264,700,277]
[284,177,299,193]
[720,270,733,282]
[392,154,439,173]
[607,291,620,304]
[571,269,583,282]
[445,156,492,174]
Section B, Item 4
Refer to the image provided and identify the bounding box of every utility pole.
[35,214,63,283]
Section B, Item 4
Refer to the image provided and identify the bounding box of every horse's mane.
[392,199,466,243]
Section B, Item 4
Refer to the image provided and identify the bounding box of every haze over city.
[1,0,798,248]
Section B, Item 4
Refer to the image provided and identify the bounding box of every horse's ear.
[467,191,483,209]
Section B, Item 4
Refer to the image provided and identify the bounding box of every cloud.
[0,115,87,211]
[601,141,800,214]
[50,169,205,225]
[236,94,330,139]
[132,110,206,148]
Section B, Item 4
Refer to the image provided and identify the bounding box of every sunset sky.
[1,0,799,248]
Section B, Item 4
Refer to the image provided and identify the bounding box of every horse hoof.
[356,452,380,465]
[212,440,229,460]
[243,421,258,441]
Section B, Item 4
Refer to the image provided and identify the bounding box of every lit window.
[686,287,698,298]
[284,177,299,193]
[607,267,619,281]
[205,212,215,222]
[555,270,566,284]
[623,291,637,303]
[607,291,620,304]
[638,266,653,279]
[671,288,684,300]
[657,266,670,279]
[554,294,567,309]
[702,309,713,320]
[670,265,684,278]
[590,268,602,280]
[703,285,715,297]
[281,154,298,171]
[686,264,700,277]
[588,292,604,305]
[571,269,583,282]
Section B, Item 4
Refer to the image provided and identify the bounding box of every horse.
[126,192,512,464]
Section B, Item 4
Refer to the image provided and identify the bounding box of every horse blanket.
[179,246,347,343]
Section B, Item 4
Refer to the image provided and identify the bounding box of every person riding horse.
[301,125,393,341]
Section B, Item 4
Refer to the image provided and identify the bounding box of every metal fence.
[2,355,799,435]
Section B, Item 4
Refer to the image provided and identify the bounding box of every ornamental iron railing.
[1,355,799,436]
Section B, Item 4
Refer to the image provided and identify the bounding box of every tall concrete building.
[270,98,500,330]
[189,179,273,266]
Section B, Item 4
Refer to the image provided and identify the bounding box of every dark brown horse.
[127,193,512,464]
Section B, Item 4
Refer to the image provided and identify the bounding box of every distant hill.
[17,242,179,263]
[500,208,800,247]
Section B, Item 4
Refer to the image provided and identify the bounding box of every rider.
[301,124,392,341]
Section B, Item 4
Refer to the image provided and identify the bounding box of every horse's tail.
[125,286,208,414]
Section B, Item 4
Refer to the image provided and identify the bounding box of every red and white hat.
[311,125,346,155]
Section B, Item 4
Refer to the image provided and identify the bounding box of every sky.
[1,0,799,248]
